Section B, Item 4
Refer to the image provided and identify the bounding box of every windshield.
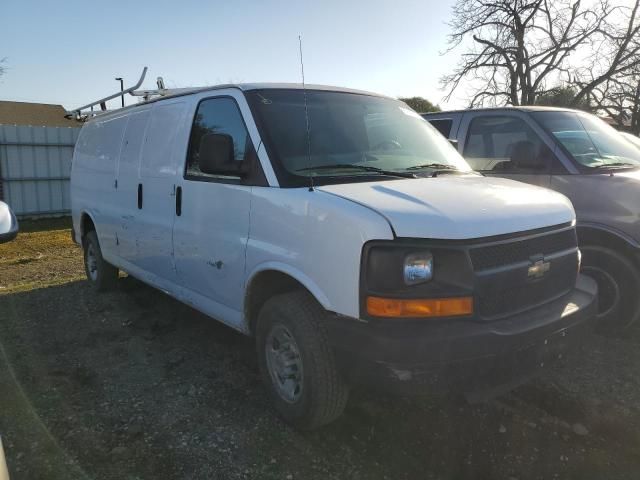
[246,89,471,186]
[531,111,640,169]
[620,131,640,150]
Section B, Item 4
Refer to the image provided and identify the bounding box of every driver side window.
[186,97,253,178]
[464,115,554,174]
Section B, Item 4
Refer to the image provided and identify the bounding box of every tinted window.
[186,97,253,177]
[621,131,640,150]
[246,89,470,187]
[428,119,453,137]
[532,111,640,169]
[463,115,552,173]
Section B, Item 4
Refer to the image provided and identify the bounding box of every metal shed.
[0,101,82,218]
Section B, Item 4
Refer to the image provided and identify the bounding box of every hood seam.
[316,189,397,238]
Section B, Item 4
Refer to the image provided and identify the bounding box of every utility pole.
[115,77,124,107]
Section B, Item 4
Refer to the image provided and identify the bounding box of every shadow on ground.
[1,277,639,479]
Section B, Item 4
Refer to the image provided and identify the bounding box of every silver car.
[424,107,640,330]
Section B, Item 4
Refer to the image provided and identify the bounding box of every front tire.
[580,245,640,331]
[256,291,349,430]
[83,231,118,292]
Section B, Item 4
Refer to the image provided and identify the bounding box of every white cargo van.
[70,80,597,429]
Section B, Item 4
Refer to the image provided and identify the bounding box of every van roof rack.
[66,67,187,120]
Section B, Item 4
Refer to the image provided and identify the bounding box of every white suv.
[71,84,597,429]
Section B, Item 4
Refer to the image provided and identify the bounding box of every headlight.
[404,252,433,285]
[361,242,474,318]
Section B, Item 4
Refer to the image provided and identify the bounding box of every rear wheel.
[580,244,640,331]
[83,231,118,291]
[256,291,349,430]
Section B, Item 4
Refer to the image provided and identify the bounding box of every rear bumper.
[326,274,597,398]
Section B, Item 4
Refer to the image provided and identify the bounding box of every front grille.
[469,228,577,271]
[478,257,578,318]
[471,227,579,319]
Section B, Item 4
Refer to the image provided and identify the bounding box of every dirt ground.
[1,219,639,480]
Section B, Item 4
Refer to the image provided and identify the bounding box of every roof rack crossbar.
[66,67,148,119]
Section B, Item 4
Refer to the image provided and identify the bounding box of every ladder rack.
[66,67,187,120]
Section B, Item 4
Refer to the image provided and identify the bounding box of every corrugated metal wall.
[0,124,80,217]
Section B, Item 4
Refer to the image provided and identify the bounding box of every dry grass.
[0,218,84,294]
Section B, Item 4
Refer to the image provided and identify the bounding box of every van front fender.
[245,262,332,311]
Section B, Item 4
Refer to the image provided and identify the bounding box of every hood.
[317,176,574,239]
[610,168,640,182]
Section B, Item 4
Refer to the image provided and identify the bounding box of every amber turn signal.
[366,296,473,318]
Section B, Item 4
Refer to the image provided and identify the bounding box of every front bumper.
[326,274,597,399]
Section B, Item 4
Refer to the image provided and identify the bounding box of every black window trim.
[183,94,267,186]
[427,118,454,138]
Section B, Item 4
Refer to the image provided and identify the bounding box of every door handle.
[176,186,182,216]
[137,183,143,209]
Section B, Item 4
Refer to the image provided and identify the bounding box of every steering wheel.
[372,139,402,151]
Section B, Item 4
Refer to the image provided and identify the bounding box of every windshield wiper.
[404,163,459,171]
[403,163,480,177]
[593,162,637,169]
[296,163,417,178]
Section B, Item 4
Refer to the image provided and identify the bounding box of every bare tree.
[571,1,640,106]
[442,0,639,108]
[534,85,591,109]
[589,69,640,133]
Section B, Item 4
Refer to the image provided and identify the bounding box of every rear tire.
[83,231,118,292]
[580,244,640,331]
[256,291,349,430]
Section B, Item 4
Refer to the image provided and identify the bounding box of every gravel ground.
[0,220,639,479]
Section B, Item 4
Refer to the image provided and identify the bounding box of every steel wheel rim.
[265,324,304,403]
[86,243,98,282]
[582,265,619,318]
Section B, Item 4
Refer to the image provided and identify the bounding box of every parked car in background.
[0,200,19,243]
[424,107,640,330]
[620,131,640,150]
[71,85,597,429]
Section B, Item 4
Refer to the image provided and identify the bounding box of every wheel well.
[245,270,310,336]
[577,226,638,260]
[80,213,96,239]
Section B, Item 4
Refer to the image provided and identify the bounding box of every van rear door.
[135,100,189,285]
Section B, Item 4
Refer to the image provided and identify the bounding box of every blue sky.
[0,0,462,110]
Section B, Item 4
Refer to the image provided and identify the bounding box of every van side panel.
[71,114,128,256]
[245,188,394,324]
[114,108,151,263]
[133,100,189,282]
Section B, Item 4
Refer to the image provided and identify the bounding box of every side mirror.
[199,133,245,177]
[0,201,19,244]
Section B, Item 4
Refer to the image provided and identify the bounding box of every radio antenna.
[298,35,314,191]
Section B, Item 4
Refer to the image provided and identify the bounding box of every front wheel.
[580,245,640,331]
[256,291,349,430]
[83,231,118,292]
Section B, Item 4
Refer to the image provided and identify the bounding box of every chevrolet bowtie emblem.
[528,257,551,279]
